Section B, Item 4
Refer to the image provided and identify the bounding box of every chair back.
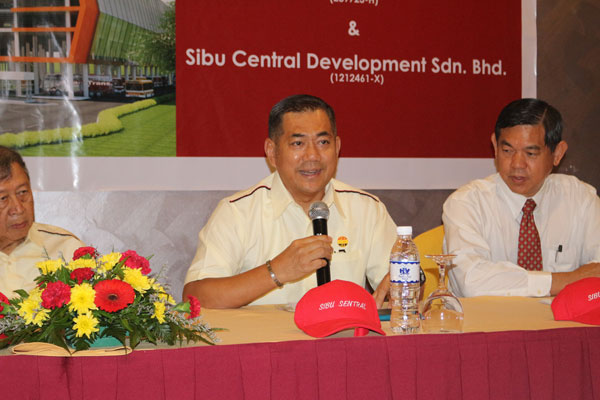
[414,225,445,301]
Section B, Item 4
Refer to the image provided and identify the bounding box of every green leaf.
[172,302,191,313]
[73,337,91,351]
[0,303,16,315]
[102,326,128,346]
[56,267,71,282]
[120,318,134,332]
[142,325,156,344]
[48,329,71,352]
[129,330,141,349]
[13,289,29,298]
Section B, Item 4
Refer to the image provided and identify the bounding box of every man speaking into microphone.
[183,94,397,308]
[309,201,331,286]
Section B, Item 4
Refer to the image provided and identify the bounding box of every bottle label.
[390,260,420,284]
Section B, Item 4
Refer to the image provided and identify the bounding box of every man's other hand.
[551,262,600,295]
[373,272,390,309]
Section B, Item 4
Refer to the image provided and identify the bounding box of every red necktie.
[517,199,542,271]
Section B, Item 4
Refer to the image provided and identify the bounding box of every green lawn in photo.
[18,100,175,157]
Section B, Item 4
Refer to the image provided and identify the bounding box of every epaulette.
[334,189,379,202]
[36,228,80,240]
[229,185,271,203]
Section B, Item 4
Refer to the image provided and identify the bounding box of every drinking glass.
[421,254,464,333]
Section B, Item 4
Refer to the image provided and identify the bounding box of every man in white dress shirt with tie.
[443,98,600,297]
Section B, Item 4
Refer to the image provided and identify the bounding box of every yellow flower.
[32,308,50,326]
[18,298,37,317]
[97,252,122,273]
[68,283,98,314]
[152,301,166,323]
[18,298,39,322]
[17,298,49,326]
[36,259,64,274]
[67,258,97,271]
[123,267,151,293]
[28,287,43,303]
[151,280,175,305]
[73,311,100,338]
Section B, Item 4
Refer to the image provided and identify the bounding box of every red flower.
[94,280,135,312]
[0,292,9,316]
[70,268,95,284]
[120,250,151,275]
[41,281,71,309]
[187,295,201,319]
[73,246,98,260]
[0,292,8,339]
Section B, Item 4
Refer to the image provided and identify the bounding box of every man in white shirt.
[183,94,398,308]
[0,146,84,298]
[443,98,600,297]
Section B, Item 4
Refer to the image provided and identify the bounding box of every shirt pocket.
[330,250,363,283]
[550,242,578,272]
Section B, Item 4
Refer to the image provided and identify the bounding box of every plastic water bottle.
[389,226,421,334]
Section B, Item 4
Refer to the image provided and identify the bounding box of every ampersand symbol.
[348,20,360,36]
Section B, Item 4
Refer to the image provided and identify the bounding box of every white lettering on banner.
[183,49,508,81]
[330,73,384,85]
[348,20,360,36]
[588,291,600,302]
[307,53,427,75]
[472,59,505,75]
[185,48,226,66]
[332,0,377,6]
[431,57,465,74]
[232,50,301,68]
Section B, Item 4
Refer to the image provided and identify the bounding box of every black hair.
[0,146,29,181]
[268,94,336,141]
[494,98,563,152]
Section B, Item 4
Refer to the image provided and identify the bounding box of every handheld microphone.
[309,201,330,286]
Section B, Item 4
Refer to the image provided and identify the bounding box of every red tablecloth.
[1,327,598,399]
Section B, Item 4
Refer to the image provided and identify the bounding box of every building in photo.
[0,0,168,98]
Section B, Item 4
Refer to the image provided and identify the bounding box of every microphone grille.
[308,201,329,220]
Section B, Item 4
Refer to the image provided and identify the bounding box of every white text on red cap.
[588,291,600,302]
[319,300,367,310]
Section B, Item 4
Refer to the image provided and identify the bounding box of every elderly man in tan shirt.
[0,146,83,298]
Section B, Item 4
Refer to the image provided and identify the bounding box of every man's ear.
[552,140,568,166]
[491,132,498,154]
[264,138,276,169]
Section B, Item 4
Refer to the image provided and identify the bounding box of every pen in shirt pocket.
[555,245,563,262]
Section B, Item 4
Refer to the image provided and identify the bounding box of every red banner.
[177,1,521,158]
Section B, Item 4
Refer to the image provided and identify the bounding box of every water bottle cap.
[396,226,412,236]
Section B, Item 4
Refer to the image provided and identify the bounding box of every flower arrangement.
[0,247,218,352]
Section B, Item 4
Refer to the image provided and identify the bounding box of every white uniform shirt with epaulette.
[185,172,397,305]
[0,222,84,298]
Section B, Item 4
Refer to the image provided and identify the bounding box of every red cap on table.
[294,280,385,337]
[551,277,600,325]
